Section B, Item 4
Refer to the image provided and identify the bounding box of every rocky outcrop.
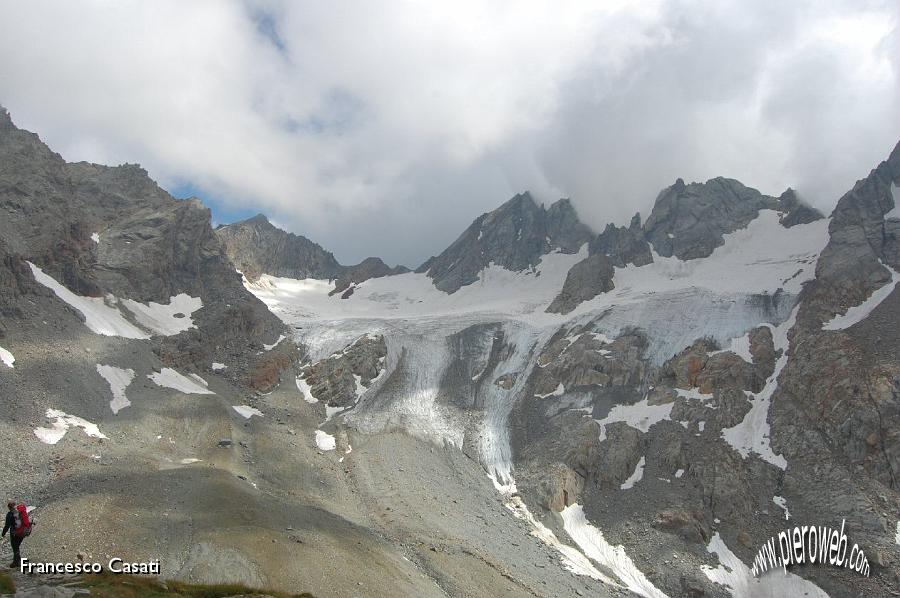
[531,327,648,394]
[545,253,614,314]
[216,214,343,283]
[249,340,300,392]
[539,463,585,511]
[330,257,410,298]
[659,336,766,394]
[418,193,593,293]
[653,509,710,544]
[778,188,824,228]
[589,213,653,267]
[298,334,387,408]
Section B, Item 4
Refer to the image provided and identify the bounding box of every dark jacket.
[2,510,13,537]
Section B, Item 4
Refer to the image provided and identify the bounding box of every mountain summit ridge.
[416,191,595,293]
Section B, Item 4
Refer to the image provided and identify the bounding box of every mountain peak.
[420,192,593,293]
[499,190,537,209]
[246,213,271,225]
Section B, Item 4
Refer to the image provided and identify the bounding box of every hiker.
[2,501,31,569]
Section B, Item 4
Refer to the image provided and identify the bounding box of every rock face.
[216,214,343,282]
[546,253,615,314]
[417,193,593,293]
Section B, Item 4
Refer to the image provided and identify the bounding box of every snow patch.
[148,368,215,394]
[823,261,899,330]
[535,382,565,399]
[773,496,790,521]
[596,398,675,442]
[325,405,347,420]
[188,373,209,387]
[0,346,14,368]
[120,293,202,336]
[96,364,135,414]
[701,532,828,597]
[708,332,753,363]
[233,405,263,419]
[620,456,645,490]
[262,334,286,351]
[675,388,714,401]
[296,375,318,403]
[561,504,669,598]
[886,184,900,219]
[315,430,336,451]
[675,468,684,478]
[34,409,107,445]
[896,521,900,545]
[211,362,227,371]
[353,374,367,398]
[91,232,100,243]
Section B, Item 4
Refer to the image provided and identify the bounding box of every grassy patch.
[0,571,15,594]
[79,572,314,598]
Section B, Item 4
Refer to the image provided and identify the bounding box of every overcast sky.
[1,1,898,266]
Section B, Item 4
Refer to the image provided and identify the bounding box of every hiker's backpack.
[13,504,31,538]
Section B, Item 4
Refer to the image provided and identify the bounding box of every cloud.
[0,0,897,265]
